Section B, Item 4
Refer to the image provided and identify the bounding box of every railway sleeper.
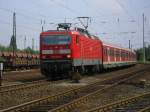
[29,96,76,112]
[112,97,150,112]
[1,67,149,112]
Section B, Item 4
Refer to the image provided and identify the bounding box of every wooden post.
[0,62,3,86]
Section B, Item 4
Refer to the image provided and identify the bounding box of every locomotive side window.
[109,49,110,56]
[105,48,107,56]
[107,49,110,56]
[105,49,107,56]
[110,49,113,56]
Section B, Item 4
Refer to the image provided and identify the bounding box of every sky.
[0,0,150,50]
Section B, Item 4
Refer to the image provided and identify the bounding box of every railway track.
[86,92,150,112]
[50,68,148,112]
[0,64,142,93]
[0,78,71,110]
[1,66,148,112]
[0,79,46,92]
[0,79,51,95]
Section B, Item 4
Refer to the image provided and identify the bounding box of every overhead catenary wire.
[0,7,41,22]
[0,4,79,29]
[0,19,40,32]
[0,7,46,32]
[115,0,135,20]
[27,0,60,20]
[115,0,140,29]
[50,0,79,15]
[81,0,88,6]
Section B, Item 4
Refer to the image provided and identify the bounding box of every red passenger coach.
[40,24,103,79]
[102,42,136,68]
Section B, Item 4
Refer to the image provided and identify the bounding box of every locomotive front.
[40,31,72,79]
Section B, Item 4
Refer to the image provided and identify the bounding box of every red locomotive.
[40,23,136,79]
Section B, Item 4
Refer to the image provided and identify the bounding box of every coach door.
[107,47,110,63]
[120,49,122,62]
[114,49,116,62]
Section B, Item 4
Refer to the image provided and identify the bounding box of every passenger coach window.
[75,35,78,44]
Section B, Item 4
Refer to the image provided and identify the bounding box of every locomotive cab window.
[42,35,70,45]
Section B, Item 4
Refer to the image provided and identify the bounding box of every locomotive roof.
[41,30,135,54]
[41,29,100,40]
[103,42,135,53]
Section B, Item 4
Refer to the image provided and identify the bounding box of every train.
[0,51,40,70]
[40,23,136,79]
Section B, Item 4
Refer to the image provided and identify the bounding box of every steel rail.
[138,106,150,112]
[0,79,67,96]
[0,64,143,92]
[50,68,147,112]
[0,80,49,95]
[86,92,150,112]
[0,79,46,91]
[0,67,148,112]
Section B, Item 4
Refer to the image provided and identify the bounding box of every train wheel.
[81,65,86,75]
[72,71,81,83]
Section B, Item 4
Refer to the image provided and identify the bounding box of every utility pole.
[32,38,34,50]
[13,12,16,56]
[129,40,130,49]
[24,36,26,49]
[41,20,45,32]
[10,12,17,57]
[64,17,66,23]
[0,62,3,86]
[12,12,16,67]
[9,12,17,65]
[143,13,145,62]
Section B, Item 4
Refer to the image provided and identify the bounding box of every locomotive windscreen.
[42,35,70,45]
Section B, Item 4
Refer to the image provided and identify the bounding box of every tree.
[23,47,39,54]
[0,44,39,54]
[135,45,150,61]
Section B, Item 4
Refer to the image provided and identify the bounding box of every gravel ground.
[127,71,150,85]
[71,84,150,112]
[0,64,147,110]
[0,81,84,109]
[1,64,143,86]
[70,65,150,112]
[2,69,45,86]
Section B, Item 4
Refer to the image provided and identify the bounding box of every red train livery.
[40,25,136,79]
[102,43,136,68]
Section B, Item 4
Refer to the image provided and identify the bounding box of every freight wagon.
[0,51,40,71]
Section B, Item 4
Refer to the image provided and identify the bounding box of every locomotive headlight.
[67,54,71,58]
